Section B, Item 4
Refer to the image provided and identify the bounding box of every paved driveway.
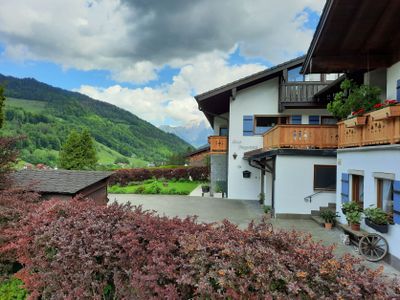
[109,194,264,228]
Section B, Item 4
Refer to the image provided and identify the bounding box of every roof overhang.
[195,56,305,127]
[244,148,337,161]
[302,0,400,74]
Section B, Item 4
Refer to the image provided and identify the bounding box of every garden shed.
[11,169,113,205]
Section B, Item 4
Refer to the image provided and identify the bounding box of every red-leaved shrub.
[2,199,399,299]
[109,166,209,186]
[0,188,41,278]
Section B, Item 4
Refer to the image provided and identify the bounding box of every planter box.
[371,105,400,121]
[344,116,367,128]
[365,218,388,233]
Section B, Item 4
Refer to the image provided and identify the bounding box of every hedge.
[2,199,399,299]
[109,166,209,186]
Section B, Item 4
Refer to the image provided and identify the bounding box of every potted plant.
[363,206,389,233]
[370,100,400,120]
[263,205,272,218]
[344,108,367,128]
[347,210,362,231]
[320,210,339,230]
[201,184,210,193]
[341,201,363,215]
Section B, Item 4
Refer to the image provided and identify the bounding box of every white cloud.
[0,0,324,84]
[1,0,326,126]
[77,51,265,126]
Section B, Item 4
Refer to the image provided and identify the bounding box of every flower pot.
[324,223,333,230]
[344,116,367,128]
[350,223,360,231]
[365,218,388,233]
[371,105,400,121]
[201,186,210,193]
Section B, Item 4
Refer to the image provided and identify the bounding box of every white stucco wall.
[274,155,337,215]
[227,79,279,200]
[337,146,400,261]
[387,61,400,100]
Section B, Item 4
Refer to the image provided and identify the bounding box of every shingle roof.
[11,169,113,194]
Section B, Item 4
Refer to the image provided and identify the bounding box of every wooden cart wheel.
[358,233,388,262]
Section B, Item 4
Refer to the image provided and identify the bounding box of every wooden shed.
[11,169,113,205]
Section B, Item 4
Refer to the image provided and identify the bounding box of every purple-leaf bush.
[2,199,399,299]
[109,166,209,186]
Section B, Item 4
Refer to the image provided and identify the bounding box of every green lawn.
[109,179,202,195]
[5,97,47,113]
[95,142,147,167]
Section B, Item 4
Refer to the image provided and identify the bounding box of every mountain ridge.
[0,73,193,167]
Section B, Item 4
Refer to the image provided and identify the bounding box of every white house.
[195,57,340,218]
[302,0,400,270]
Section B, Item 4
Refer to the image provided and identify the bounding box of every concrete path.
[109,194,399,278]
[189,184,224,198]
[109,194,264,228]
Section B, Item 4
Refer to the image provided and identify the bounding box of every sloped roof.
[194,56,305,126]
[302,0,400,74]
[186,145,210,157]
[11,169,113,194]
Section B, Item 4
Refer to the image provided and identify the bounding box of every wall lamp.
[232,152,238,160]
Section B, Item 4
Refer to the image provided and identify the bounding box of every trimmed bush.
[2,199,398,299]
[109,167,209,186]
[0,278,27,300]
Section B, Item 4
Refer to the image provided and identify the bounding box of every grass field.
[95,142,147,167]
[5,97,47,113]
[109,179,202,195]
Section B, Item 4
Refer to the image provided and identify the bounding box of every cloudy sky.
[0,0,325,127]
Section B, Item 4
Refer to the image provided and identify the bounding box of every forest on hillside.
[0,74,193,167]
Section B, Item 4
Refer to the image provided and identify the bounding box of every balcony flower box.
[370,104,400,121]
[344,116,367,128]
[365,218,388,233]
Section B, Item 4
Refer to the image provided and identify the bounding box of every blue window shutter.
[396,80,400,101]
[393,180,400,224]
[291,115,302,124]
[341,173,349,203]
[309,115,320,125]
[243,115,254,136]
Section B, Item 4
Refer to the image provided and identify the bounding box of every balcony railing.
[263,125,338,150]
[208,136,228,153]
[338,107,400,148]
[280,82,328,103]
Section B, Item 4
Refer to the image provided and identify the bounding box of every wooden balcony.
[263,125,338,150]
[280,82,329,104]
[208,136,228,154]
[338,107,400,148]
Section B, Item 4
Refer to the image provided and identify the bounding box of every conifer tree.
[59,129,97,170]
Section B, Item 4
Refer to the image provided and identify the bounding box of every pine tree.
[59,129,97,170]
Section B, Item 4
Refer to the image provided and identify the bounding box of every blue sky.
[0,1,323,126]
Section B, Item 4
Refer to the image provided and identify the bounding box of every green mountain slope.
[0,74,193,167]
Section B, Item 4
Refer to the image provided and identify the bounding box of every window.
[308,115,320,125]
[288,66,304,82]
[290,115,302,124]
[352,175,364,208]
[219,127,228,136]
[314,165,336,191]
[304,74,321,82]
[377,178,394,223]
[254,116,279,134]
[321,116,338,125]
[326,73,342,81]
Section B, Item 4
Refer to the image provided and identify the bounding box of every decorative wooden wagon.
[338,224,388,262]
